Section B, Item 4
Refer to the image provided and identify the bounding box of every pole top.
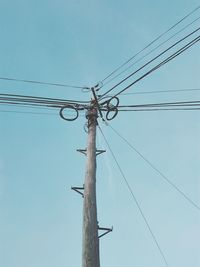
[85,99,98,120]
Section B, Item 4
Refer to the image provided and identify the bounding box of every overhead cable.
[102,34,200,100]
[0,93,89,103]
[0,109,85,117]
[0,77,89,89]
[118,99,200,108]
[0,93,89,121]
[118,108,200,112]
[0,109,57,116]
[100,5,200,84]
[108,124,200,211]
[0,102,58,111]
[0,93,89,109]
[100,88,200,100]
[118,88,200,96]
[99,28,200,100]
[98,124,170,267]
[103,16,200,87]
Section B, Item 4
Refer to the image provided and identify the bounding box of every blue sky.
[0,1,200,267]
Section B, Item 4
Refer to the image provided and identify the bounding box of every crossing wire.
[98,124,170,267]
[108,123,200,211]
[100,5,200,85]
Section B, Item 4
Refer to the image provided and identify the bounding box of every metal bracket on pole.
[77,149,87,156]
[98,226,113,238]
[71,186,84,198]
[77,148,106,156]
[96,149,106,156]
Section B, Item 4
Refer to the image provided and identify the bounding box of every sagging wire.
[98,124,170,267]
[107,123,200,212]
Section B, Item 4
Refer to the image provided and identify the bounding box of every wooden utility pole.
[73,98,111,266]
[82,103,100,267]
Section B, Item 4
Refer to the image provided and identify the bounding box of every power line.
[0,102,59,111]
[0,99,75,109]
[0,93,89,103]
[0,109,58,116]
[0,108,85,117]
[118,88,200,96]
[103,16,200,87]
[100,88,200,100]
[119,99,200,108]
[108,124,200,211]
[98,124,170,267]
[100,5,200,84]
[102,34,200,101]
[0,93,89,109]
[118,108,200,112]
[100,99,200,113]
[0,77,89,89]
[99,28,200,100]
[0,100,86,111]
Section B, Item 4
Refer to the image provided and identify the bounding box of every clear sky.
[0,1,200,267]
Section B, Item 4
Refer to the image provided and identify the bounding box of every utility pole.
[71,97,112,266]
[82,102,100,267]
